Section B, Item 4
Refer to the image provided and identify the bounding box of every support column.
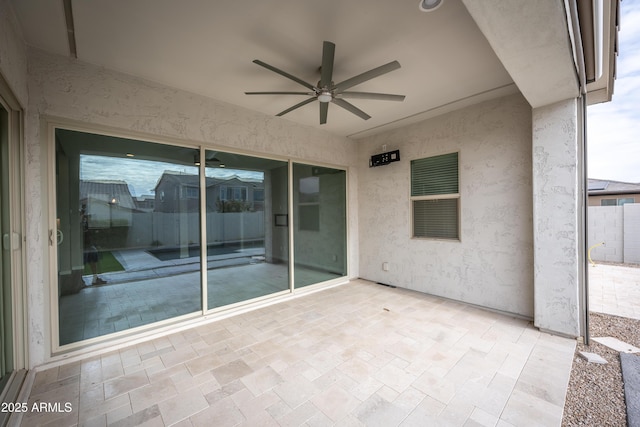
[532,98,582,337]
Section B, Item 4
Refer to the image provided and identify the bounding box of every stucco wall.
[357,94,534,318]
[24,48,359,367]
[532,98,580,337]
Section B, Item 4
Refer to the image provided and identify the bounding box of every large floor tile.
[22,280,576,426]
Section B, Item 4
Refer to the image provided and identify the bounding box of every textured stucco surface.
[532,99,581,337]
[23,49,359,367]
[357,94,534,318]
[462,0,579,108]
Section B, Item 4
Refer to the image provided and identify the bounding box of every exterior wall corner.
[532,98,582,337]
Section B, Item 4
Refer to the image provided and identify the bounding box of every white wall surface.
[24,48,359,367]
[588,204,640,264]
[462,0,579,109]
[357,94,534,318]
[588,206,624,262]
[624,204,640,264]
[532,99,581,337]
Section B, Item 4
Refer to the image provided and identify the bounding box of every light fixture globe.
[317,91,332,103]
[419,0,443,12]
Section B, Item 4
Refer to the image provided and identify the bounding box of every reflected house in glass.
[153,171,265,213]
[80,180,135,229]
[134,194,155,211]
[59,180,138,295]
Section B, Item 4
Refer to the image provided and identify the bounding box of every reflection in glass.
[55,129,201,345]
[54,129,347,346]
[205,151,290,309]
[293,164,347,287]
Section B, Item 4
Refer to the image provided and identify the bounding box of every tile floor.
[61,256,339,344]
[588,263,640,320]
[24,279,576,426]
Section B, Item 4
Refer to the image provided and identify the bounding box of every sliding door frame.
[0,74,27,402]
[46,117,349,355]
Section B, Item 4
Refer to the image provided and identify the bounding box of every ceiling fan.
[245,41,405,125]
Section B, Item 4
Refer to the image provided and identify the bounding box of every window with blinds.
[410,152,459,240]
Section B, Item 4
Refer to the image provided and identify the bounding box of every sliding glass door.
[54,127,348,347]
[0,81,25,405]
[293,163,347,287]
[204,151,290,309]
[55,129,202,345]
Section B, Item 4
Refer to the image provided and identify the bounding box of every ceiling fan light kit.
[317,91,332,103]
[419,0,444,12]
[245,41,405,124]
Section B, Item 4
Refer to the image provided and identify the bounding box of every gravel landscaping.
[562,312,640,426]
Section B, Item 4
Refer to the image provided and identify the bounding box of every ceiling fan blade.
[338,91,405,101]
[331,98,371,120]
[245,91,314,96]
[320,41,335,88]
[253,60,316,91]
[333,61,401,92]
[320,102,329,124]
[276,97,316,117]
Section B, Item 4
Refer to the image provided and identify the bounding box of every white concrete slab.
[589,264,640,321]
[578,351,608,364]
[592,337,640,354]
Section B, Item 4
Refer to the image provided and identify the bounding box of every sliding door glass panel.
[55,129,201,345]
[205,151,289,309]
[293,164,347,287]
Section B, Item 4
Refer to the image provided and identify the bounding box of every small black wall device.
[369,149,400,167]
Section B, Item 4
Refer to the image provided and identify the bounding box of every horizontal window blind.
[413,199,459,239]
[411,152,458,197]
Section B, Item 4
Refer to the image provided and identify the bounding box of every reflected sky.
[80,155,262,197]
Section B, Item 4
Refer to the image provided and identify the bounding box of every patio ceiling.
[9,0,616,138]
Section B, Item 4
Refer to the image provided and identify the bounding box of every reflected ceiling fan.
[245,41,405,125]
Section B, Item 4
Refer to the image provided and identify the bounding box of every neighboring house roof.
[80,180,136,209]
[154,170,262,191]
[588,179,640,195]
[154,171,202,190]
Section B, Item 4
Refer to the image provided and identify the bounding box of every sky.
[80,155,262,197]
[587,1,640,183]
